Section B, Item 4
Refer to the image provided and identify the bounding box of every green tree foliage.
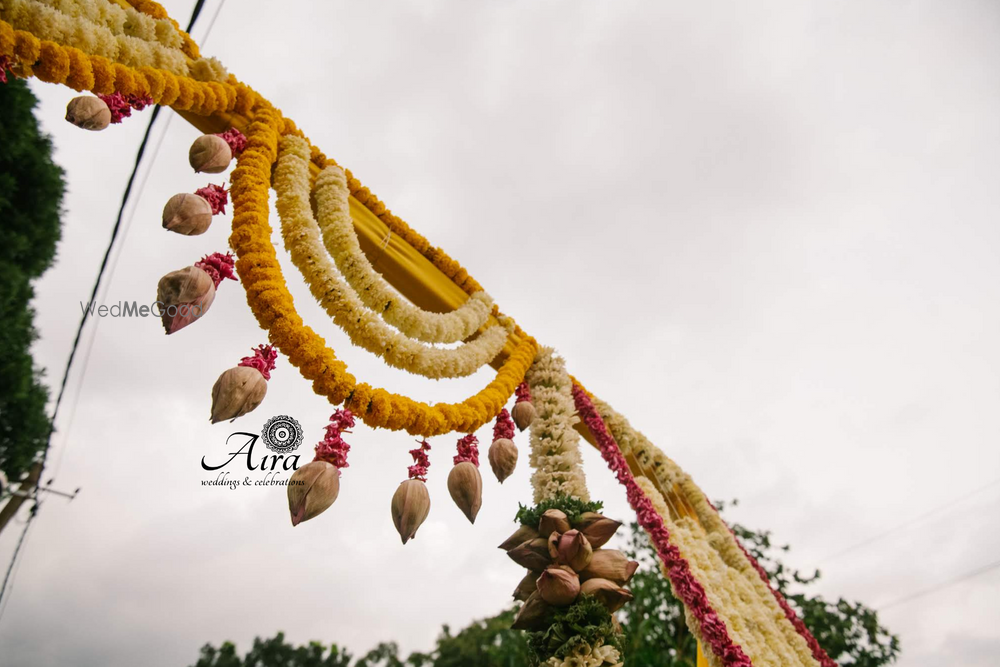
[191,508,899,666]
[0,78,64,482]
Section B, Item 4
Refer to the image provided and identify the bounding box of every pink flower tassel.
[194,183,229,215]
[314,409,355,469]
[216,128,248,156]
[98,92,154,123]
[237,344,278,380]
[408,440,432,481]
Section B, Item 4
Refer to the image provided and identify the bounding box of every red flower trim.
[237,344,278,380]
[195,183,229,215]
[453,434,479,466]
[408,440,432,481]
[492,408,515,442]
[216,127,248,156]
[314,409,355,469]
[514,381,531,403]
[704,500,837,667]
[194,252,237,287]
[572,384,753,667]
[0,55,10,84]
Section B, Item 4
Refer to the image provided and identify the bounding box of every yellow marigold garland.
[230,103,537,435]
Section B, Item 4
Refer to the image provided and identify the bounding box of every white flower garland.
[313,165,493,344]
[595,397,821,667]
[0,0,227,79]
[542,642,622,667]
[274,135,511,380]
[526,347,589,503]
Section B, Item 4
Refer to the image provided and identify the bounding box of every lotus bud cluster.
[511,382,535,431]
[156,252,236,334]
[65,95,111,131]
[488,408,518,483]
[447,434,483,524]
[392,441,432,544]
[500,508,637,630]
[210,344,278,423]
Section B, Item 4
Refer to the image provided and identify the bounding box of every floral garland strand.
[273,134,511,381]
[526,347,589,503]
[586,392,825,667]
[313,163,494,344]
[571,384,753,667]
[228,104,537,436]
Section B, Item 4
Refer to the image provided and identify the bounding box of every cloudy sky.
[1,1,998,665]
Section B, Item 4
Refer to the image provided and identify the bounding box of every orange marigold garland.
[227,103,537,436]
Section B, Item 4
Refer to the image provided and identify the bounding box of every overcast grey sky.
[1,1,998,665]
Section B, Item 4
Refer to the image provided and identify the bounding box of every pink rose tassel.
[195,183,229,215]
[216,128,248,156]
[97,92,153,123]
[572,384,754,667]
[314,409,355,469]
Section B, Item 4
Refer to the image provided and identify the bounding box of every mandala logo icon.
[261,415,304,454]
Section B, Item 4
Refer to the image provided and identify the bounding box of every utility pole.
[0,462,42,535]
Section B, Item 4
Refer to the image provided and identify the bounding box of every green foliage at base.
[526,596,622,664]
[515,496,604,527]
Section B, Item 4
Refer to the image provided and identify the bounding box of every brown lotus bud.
[446,461,482,524]
[189,134,233,173]
[511,591,550,630]
[162,193,213,235]
[579,549,639,585]
[507,537,552,571]
[210,366,267,423]
[156,266,215,334]
[499,524,539,551]
[536,566,581,606]
[555,529,593,572]
[487,438,518,483]
[511,401,536,431]
[287,460,340,526]
[579,577,633,612]
[538,509,571,537]
[391,479,431,544]
[65,96,111,131]
[513,571,539,601]
[575,512,622,549]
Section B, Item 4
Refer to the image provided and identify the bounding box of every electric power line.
[0,0,214,618]
[878,557,1000,610]
[822,477,1000,563]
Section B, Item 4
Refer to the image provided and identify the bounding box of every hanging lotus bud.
[575,512,623,549]
[579,578,633,613]
[487,408,518,482]
[392,441,432,544]
[553,529,593,572]
[189,134,232,173]
[65,95,111,131]
[579,549,639,585]
[536,566,581,606]
[156,252,236,334]
[287,460,340,526]
[210,345,277,423]
[512,571,538,601]
[499,524,539,551]
[447,434,482,523]
[511,592,550,631]
[162,193,214,235]
[391,478,431,544]
[512,382,535,431]
[287,409,355,526]
[508,537,552,571]
[538,509,571,537]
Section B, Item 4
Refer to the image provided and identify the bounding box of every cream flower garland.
[526,347,589,503]
[595,397,821,667]
[542,642,622,667]
[313,165,493,344]
[274,135,511,380]
[0,0,227,79]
